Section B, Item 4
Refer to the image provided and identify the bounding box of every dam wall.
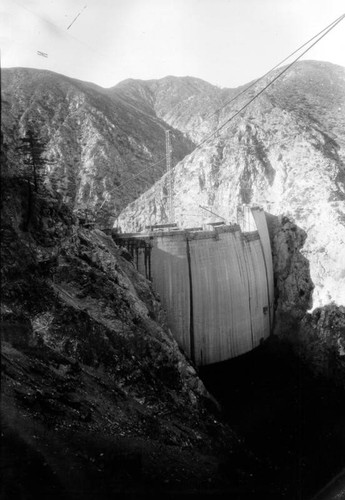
[115,210,274,365]
[242,232,270,348]
[150,233,192,358]
[188,227,253,365]
[251,207,275,329]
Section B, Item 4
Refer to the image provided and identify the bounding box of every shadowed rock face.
[299,305,345,389]
[266,214,314,332]
[266,213,345,388]
[1,175,221,414]
[1,176,248,498]
[117,61,345,309]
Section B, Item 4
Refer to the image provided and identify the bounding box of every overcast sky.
[1,0,344,89]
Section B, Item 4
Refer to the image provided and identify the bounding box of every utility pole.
[165,130,174,223]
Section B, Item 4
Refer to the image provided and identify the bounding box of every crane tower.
[165,130,174,223]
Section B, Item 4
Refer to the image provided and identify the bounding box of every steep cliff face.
[1,176,248,497]
[299,305,345,389]
[117,61,345,309]
[1,68,194,226]
[266,213,345,388]
[0,176,213,416]
[266,214,314,333]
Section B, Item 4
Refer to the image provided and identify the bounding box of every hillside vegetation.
[1,68,194,226]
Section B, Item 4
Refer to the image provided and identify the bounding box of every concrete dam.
[114,207,274,366]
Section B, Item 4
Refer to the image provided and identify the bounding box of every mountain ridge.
[2,61,345,306]
[1,67,195,225]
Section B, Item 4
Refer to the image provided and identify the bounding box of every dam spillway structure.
[114,207,274,366]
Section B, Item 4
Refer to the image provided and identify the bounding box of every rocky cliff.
[1,68,194,226]
[1,172,256,498]
[117,61,345,309]
[265,213,345,388]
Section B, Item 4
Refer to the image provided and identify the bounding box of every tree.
[16,128,50,231]
[17,129,48,192]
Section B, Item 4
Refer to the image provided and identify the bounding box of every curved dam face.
[115,208,274,366]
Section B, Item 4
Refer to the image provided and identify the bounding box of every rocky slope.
[111,75,226,143]
[1,173,261,498]
[1,68,194,226]
[117,61,345,309]
[299,304,345,388]
[266,213,345,387]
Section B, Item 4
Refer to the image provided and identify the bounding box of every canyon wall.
[116,62,345,310]
[267,213,345,388]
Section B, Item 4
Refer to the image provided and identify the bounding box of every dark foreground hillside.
[1,176,273,500]
[1,179,344,499]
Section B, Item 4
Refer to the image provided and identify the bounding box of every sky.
[1,0,344,89]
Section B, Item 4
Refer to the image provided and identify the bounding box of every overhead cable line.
[67,5,87,31]
[12,0,175,135]
[97,12,345,211]
[206,12,345,123]
[11,0,92,52]
[199,205,226,221]
[10,2,172,218]
[11,1,343,214]
[105,127,343,214]
[116,11,345,160]
[97,156,166,211]
[11,0,119,83]
[141,12,345,136]
[195,13,345,151]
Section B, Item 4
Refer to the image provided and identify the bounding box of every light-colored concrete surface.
[116,209,274,365]
[151,233,191,358]
[243,234,270,348]
[252,207,275,328]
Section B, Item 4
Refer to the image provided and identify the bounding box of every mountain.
[111,75,225,143]
[116,61,345,309]
[2,62,345,498]
[1,68,195,225]
[2,62,344,306]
